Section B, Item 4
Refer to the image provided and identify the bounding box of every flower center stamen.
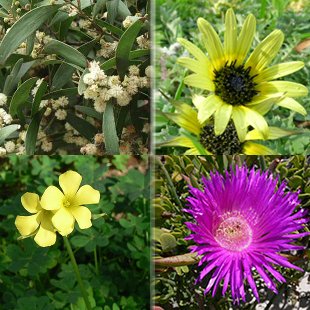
[199,121,243,154]
[63,199,71,208]
[215,216,252,251]
[213,60,258,106]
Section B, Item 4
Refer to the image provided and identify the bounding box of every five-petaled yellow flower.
[177,9,308,140]
[40,170,100,236]
[15,170,100,246]
[15,193,56,247]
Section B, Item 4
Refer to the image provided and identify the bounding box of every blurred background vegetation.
[155,0,310,154]
[0,155,150,310]
[153,155,310,309]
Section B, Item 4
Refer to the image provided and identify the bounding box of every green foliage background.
[155,0,310,154]
[154,155,310,309]
[0,155,150,309]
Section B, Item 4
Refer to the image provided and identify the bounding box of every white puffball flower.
[41,141,53,152]
[0,93,7,106]
[4,141,15,153]
[55,109,67,120]
[0,147,7,156]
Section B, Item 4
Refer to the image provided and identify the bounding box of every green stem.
[156,157,183,209]
[63,237,92,310]
[94,246,99,276]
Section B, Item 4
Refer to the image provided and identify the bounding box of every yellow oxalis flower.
[177,9,308,139]
[15,193,56,247]
[40,170,100,236]
[160,100,301,155]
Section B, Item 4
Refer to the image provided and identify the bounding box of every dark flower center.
[199,121,243,154]
[213,60,258,106]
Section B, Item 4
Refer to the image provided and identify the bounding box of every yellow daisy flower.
[15,192,56,247]
[177,9,308,140]
[40,170,100,236]
[158,100,300,155]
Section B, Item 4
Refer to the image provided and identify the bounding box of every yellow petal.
[276,97,307,115]
[236,14,256,66]
[59,170,82,199]
[214,103,232,136]
[245,30,284,73]
[197,18,224,70]
[249,100,275,115]
[193,94,223,125]
[177,38,211,67]
[73,185,100,206]
[243,142,276,155]
[258,81,308,98]
[242,106,269,139]
[184,148,201,155]
[184,73,215,91]
[15,213,40,236]
[166,101,201,135]
[41,186,64,210]
[166,113,201,135]
[158,136,196,149]
[21,192,40,214]
[245,126,301,140]
[232,106,247,142]
[52,207,75,236]
[177,57,212,80]
[70,206,92,229]
[255,61,304,83]
[34,212,56,247]
[224,9,237,62]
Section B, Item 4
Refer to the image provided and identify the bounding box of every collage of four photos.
[0,0,309,309]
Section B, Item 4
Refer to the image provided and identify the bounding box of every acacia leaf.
[9,77,38,117]
[0,5,59,64]
[115,19,144,79]
[103,101,120,154]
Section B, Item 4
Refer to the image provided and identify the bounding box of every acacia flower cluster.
[185,166,309,303]
[15,170,100,247]
[83,61,151,112]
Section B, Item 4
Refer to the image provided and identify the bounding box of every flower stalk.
[64,237,92,310]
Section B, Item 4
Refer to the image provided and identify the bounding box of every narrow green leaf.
[78,69,88,95]
[44,39,87,69]
[0,9,9,17]
[0,0,11,11]
[9,77,38,117]
[115,19,144,79]
[0,5,59,63]
[103,101,120,154]
[75,105,102,120]
[32,80,48,116]
[0,125,20,146]
[26,32,36,55]
[106,0,119,24]
[43,87,78,99]
[100,49,150,71]
[4,58,36,95]
[92,0,107,17]
[3,58,24,95]
[96,18,124,36]
[118,0,131,19]
[52,63,75,89]
[25,109,45,155]
[67,112,98,140]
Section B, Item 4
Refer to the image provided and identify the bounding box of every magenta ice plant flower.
[185,166,309,303]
